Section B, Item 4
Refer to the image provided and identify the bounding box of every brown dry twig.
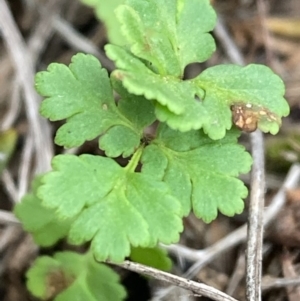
[262,277,300,291]
[246,130,265,301]
[110,260,239,301]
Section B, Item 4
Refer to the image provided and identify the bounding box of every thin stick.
[52,16,114,71]
[214,18,245,66]
[246,130,265,301]
[256,0,274,67]
[17,134,34,200]
[0,0,53,176]
[27,0,62,63]
[0,225,21,253]
[262,277,300,291]
[183,224,247,278]
[0,210,20,224]
[226,252,246,296]
[110,260,239,301]
[0,76,21,131]
[1,170,18,203]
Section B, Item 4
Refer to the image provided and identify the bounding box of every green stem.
[124,145,144,173]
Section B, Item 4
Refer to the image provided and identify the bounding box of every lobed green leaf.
[36,53,155,157]
[26,251,126,301]
[194,64,290,138]
[14,177,73,247]
[142,125,253,222]
[37,154,183,262]
[116,0,216,76]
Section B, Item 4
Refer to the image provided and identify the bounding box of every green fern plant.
[14,0,289,300]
